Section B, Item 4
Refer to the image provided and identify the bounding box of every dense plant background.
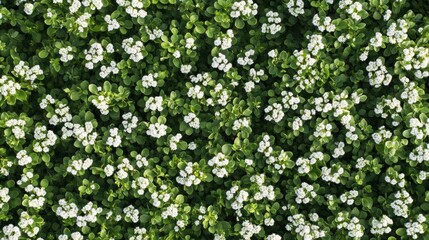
[1,0,429,239]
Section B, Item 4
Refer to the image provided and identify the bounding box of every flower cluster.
[140,73,158,88]
[261,11,281,35]
[59,46,74,62]
[122,38,144,62]
[264,103,284,123]
[0,75,21,98]
[33,126,57,153]
[230,0,258,19]
[207,152,229,178]
[169,133,182,150]
[99,61,119,79]
[146,123,168,138]
[13,61,43,85]
[312,14,335,32]
[61,121,98,146]
[214,30,234,50]
[391,189,413,218]
[405,214,426,239]
[176,161,205,186]
[295,182,316,204]
[84,43,104,70]
[184,112,200,129]
[122,112,138,133]
[211,53,232,72]
[67,158,93,176]
[366,58,392,88]
[237,49,255,66]
[145,96,163,112]
[286,213,326,239]
[339,190,358,205]
[104,15,120,32]
[336,215,365,238]
[370,215,393,235]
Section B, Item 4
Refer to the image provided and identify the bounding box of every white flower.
[261,11,282,35]
[264,103,284,123]
[237,49,255,66]
[366,58,392,88]
[185,38,196,49]
[286,0,304,17]
[188,142,197,150]
[184,113,200,129]
[307,34,324,55]
[76,12,92,33]
[180,64,192,74]
[230,0,258,18]
[173,50,181,58]
[59,46,74,62]
[104,164,114,177]
[169,133,182,151]
[145,96,163,112]
[208,153,229,178]
[104,15,120,31]
[122,38,144,62]
[211,53,232,72]
[24,3,34,15]
[371,215,393,235]
[386,19,409,45]
[117,0,147,18]
[13,61,43,85]
[146,123,168,138]
[141,73,158,88]
[383,9,392,20]
[106,128,121,147]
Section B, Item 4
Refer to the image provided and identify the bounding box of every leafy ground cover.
[0,0,429,239]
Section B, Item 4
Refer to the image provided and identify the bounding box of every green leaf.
[15,90,26,101]
[373,11,381,20]
[421,203,429,211]
[285,159,295,169]
[222,144,232,155]
[88,84,99,94]
[38,50,49,58]
[190,14,198,22]
[52,59,61,72]
[243,109,252,116]
[370,0,379,5]
[82,226,91,234]
[70,92,81,101]
[176,194,185,204]
[396,228,406,237]
[140,214,151,223]
[85,111,94,121]
[351,207,359,216]
[42,154,50,163]
[7,96,16,105]
[403,130,411,138]
[195,25,205,34]
[362,197,373,210]
[235,18,245,29]
[103,81,112,92]
[247,17,257,26]
[6,180,14,188]
[178,141,188,150]
[41,179,49,187]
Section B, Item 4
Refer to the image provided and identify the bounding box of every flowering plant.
[0,0,429,239]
